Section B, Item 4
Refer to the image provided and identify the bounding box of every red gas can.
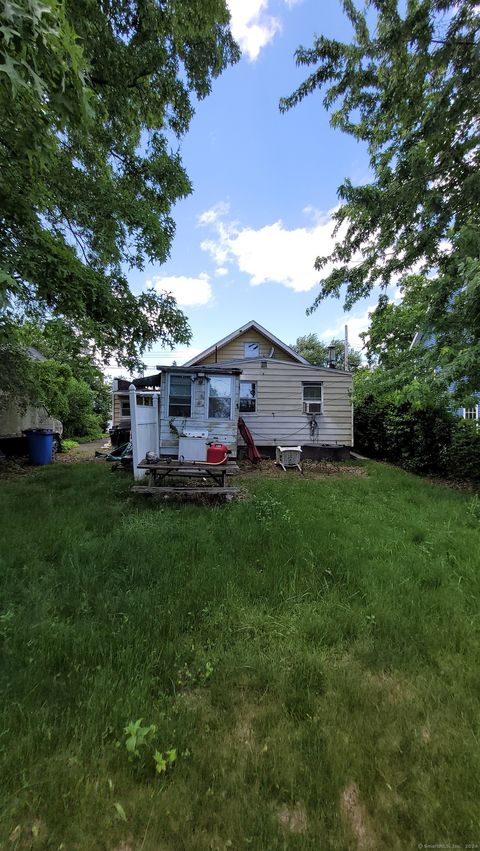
[207,443,229,464]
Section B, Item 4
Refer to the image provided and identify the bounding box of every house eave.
[182,320,309,366]
[195,356,352,375]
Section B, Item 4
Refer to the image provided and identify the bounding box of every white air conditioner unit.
[303,401,322,414]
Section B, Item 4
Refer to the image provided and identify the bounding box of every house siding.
[112,393,130,427]
[236,360,353,447]
[199,328,299,364]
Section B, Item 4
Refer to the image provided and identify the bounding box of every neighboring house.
[110,379,133,445]
[121,321,353,474]
[410,331,480,422]
[0,347,63,455]
[462,397,480,422]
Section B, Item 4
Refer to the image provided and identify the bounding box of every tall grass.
[0,462,479,849]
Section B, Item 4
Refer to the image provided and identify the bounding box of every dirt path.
[55,438,111,464]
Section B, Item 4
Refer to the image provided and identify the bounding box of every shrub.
[354,394,454,474]
[441,420,480,481]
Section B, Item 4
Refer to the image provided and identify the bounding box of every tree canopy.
[291,332,362,370]
[18,319,112,432]
[281,0,480,395]
[0,0,239,377]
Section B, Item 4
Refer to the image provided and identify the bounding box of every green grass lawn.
[1,461,479,850]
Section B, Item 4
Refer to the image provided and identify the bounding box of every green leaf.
[114,802,127,822]
[153,751,167,774]
[0,53,27,91]
[125,735,137,754]
[0,24,20,45]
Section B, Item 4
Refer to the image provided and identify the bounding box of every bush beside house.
[354,371,480,481]
[32,359,109,440]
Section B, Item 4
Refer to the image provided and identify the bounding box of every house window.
[169,375,192,417]
[464,406,478,420]
[302,383,323,414]
[120,398,130,417]
[240,381,256,413]
[244,342,259,358]
[208,375,232,419]
[137,395,153,407]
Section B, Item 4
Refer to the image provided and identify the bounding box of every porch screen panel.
[169,375,192,417]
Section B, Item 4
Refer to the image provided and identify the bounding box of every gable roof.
[182,320,309,367]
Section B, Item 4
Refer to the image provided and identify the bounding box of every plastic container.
[207,443,229,464]
[24,428,54,465]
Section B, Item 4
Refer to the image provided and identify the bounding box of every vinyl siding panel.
[238,360,353,446]
[112,393,130,427]
[200,329,299,364]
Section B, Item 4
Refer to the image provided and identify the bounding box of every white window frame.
[302,383,323,414]
[239,381,257,413]
[207,375,234,420]
[168,374,193,418]
[463,405,479,421]
[244,342,260,358]
[120,397,131,417]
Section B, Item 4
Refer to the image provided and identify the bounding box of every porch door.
[129,387,160,479]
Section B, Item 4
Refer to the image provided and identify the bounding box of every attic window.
[244,342,259,358]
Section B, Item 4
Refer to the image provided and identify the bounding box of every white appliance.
[178,429,208,462]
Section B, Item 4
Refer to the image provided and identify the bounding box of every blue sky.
[120,0,381,375]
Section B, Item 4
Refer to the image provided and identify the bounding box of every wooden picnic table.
[137,458,233,489]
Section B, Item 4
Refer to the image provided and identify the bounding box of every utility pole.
[344,325,348,371]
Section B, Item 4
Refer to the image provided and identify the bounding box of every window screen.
[239,381,256,413]
[302,383,323,413]
[208,376,232,419]
[169,375,192,417]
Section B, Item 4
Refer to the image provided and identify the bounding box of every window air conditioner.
[303,401,322,414]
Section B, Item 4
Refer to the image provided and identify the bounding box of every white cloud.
[200,204,343,293]
[197,201,230,227]
[320,306,375,352]
[215,266,229,277]
[227,0,281,61]
[148,273,213,306]
[200,234,231,267]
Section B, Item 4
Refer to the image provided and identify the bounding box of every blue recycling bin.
[25,429,54,465]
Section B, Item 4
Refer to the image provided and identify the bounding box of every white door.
[129,386,160,479]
